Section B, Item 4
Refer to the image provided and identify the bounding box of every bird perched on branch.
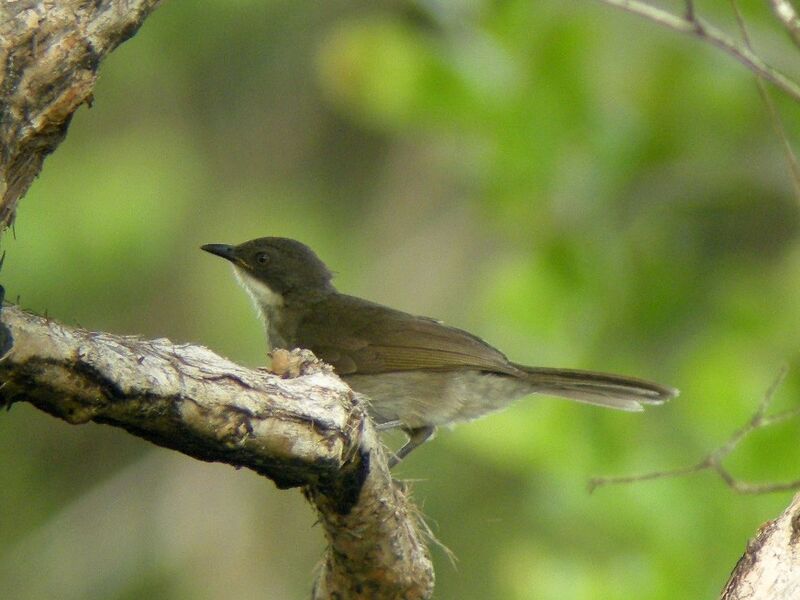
[203,237,677,466]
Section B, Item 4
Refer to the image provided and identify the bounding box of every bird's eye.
[255,252,269,265]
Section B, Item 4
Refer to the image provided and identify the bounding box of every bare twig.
[769,0,800,49]
[730,0,800,205]
[593,0,800,103]
[684,0,696,22]
[589,367,800,494]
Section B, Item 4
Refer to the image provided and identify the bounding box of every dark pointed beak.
[201,244,237,263]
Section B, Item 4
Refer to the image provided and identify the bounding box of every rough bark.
[720,492,800,599]
[0,304,434,599]
[0,0,163,230]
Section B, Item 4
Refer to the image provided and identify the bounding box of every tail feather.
[513,364,678,412]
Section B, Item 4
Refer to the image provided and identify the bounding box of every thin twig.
[769,0,800,49]
[593,0,800,103]
[589,367,800,495]
[684,0,695,21]
[587,462,704,493]
[730,0,800,205]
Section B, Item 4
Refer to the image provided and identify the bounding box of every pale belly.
[343,370,535,429]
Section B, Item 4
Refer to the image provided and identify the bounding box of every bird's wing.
[296,294,521,376]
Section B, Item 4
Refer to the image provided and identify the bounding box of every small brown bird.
[202,238,678,465]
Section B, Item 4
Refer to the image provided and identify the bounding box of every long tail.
[513,364,678,412]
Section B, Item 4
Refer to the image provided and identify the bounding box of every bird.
[202,237,678,466]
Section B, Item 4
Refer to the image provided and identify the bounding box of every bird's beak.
[201,244,237,263]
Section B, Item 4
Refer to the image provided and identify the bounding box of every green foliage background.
[3,1,800,598]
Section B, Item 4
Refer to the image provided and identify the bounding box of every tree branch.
[0,0,165,231]
[720,492,800,599]
[0,304,434,599]
[589,367,800,495]
[728,0,800,205]
[593,0,800,103]
[769,0,800,49]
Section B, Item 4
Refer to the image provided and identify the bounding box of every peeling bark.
[720,493,800,599]
[0,0,163,229]
[0,305,434,599]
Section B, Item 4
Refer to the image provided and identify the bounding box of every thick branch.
[0,0,164,230]
[720,492,800,599]
[0,305,357,487]
[0,305,433,599]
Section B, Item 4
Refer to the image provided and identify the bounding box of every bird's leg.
[388,426,436,468]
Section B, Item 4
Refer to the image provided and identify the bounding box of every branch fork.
[0,305,434,599]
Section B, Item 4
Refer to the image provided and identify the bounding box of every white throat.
[233,267,285,326]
